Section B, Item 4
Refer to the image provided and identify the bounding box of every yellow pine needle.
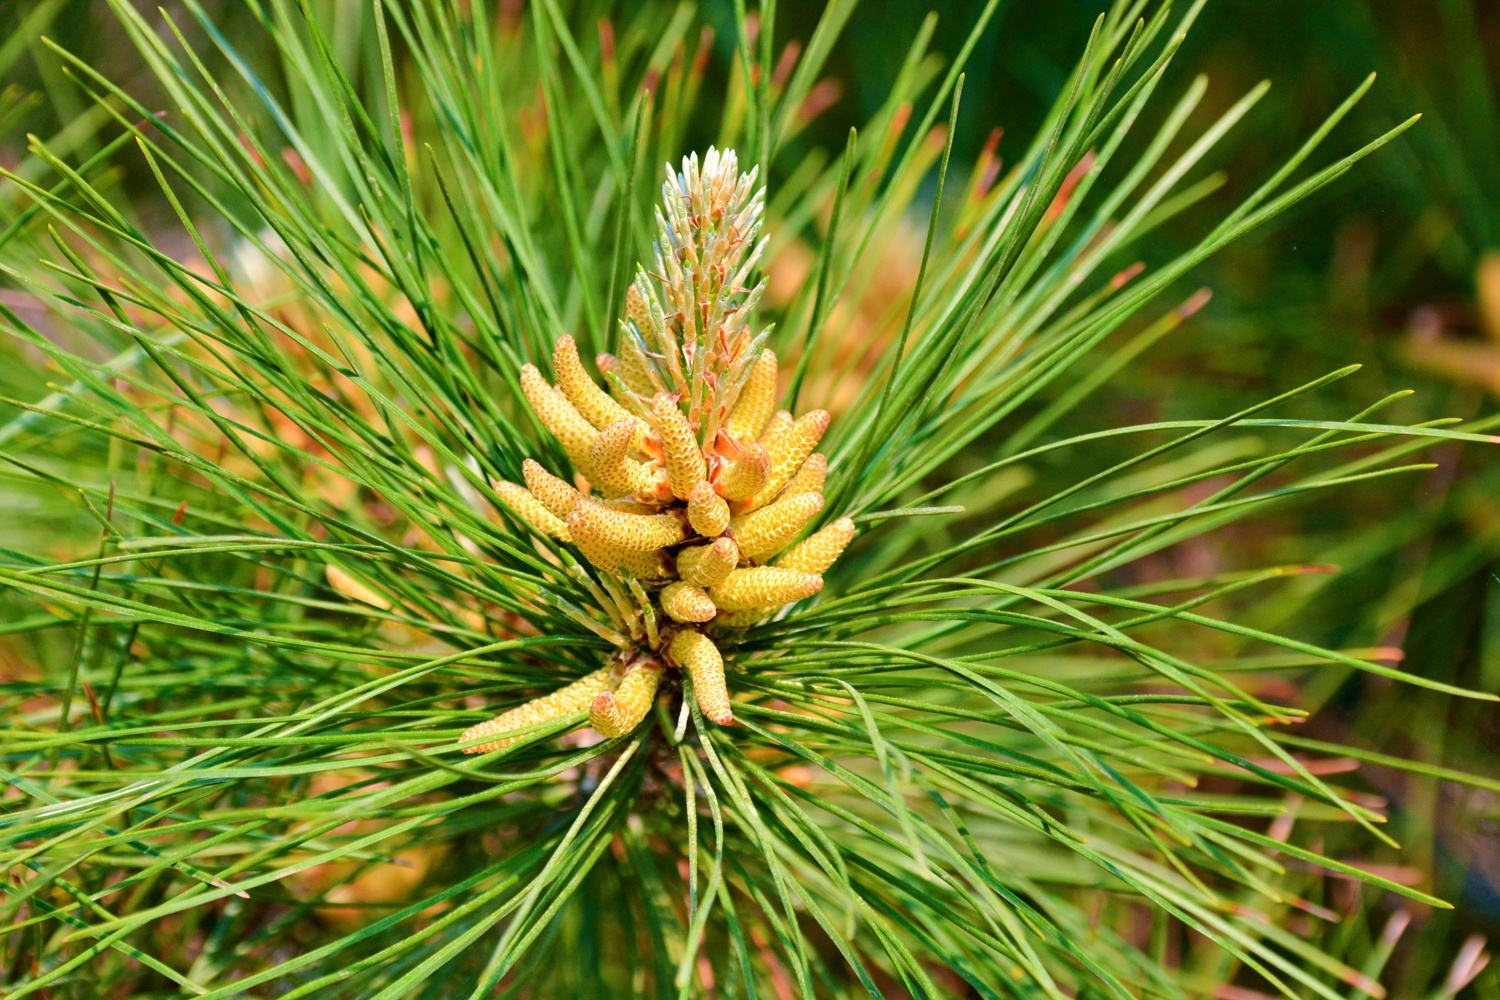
[522,458,582,519]
[783,453,827,498]
[553,335,644,438]
[588,419,666,501]
[775,516,856,574]
[687,480,731,536]
[711,566,823,610]
[590,660,663,737]
[731,491,824,560]
[677,536,739,588]
[669,629,731,724]
[460,664,624,753]
[520,364,596,466]
[660,581,717,623]
[749,409,829,509]
[723,348,778,442]
[496,481,571,541]
[715,442,770,501]
[652,392,706,499]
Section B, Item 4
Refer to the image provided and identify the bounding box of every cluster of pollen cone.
[462,149,855,754]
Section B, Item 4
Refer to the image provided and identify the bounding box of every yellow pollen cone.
[660,581,717,623]
[618,287,659,395]
[731,491,824,560]
[567,499,685,552]
[520,364,596,467]
[669,629,731,724]
[461,664,623,752]
[554,335,644,435]
[617,340,656,397]
[715,609,776,628]
[522,459,582,519]
[715,443,770,501]
[750,409,829,509]
[677,537,739,588]
[652,393,706,499]
[759,410,793,448]
[775,516,856,574]
[588,419,665,501]
[783,453,827,498]
[575,534,669,578]
[590,661,663,737]
[711,566,823,610]
[496,481,571,541]
[687,480,731,536]
[724,348,778,442]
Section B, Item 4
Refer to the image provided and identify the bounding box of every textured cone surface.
[590,663,662,737]
[554,335,641,435]
[660,581,717,623]
[716,443,770,501]
[461,665,622,753]
[568,516,669,577]
[775,516,855,574]
[715,608,776,628]
[732,491,824,560]
[783,453,827,499]
[521,459,581,519]
[670,629,731,724]
[520,364,596,465]
[568,499,685,553]
[617,340,656,397]
[588,420,661,500]
[724,349,777,442]
[496,482,571,541]
[751,409,829,508]
[687,481,731,536]
[712,566,823,610]
[653,393,706,499]
[677,537,739,588]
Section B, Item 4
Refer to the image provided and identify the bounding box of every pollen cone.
[677,537,739,588]
[590,660,663,737]
[520,364,596,467]
[669,629,731,725]
[496,481,570,541]
[711,566,823,610]
[461,664,623,752]
[652,393,706,500]
[731,491,823,560]
[554,335,644,439]
[660,581,717,623]
[687,480,731,536]
[775,516,855,574]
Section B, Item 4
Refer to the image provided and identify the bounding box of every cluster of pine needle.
[0,1,1496,997]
